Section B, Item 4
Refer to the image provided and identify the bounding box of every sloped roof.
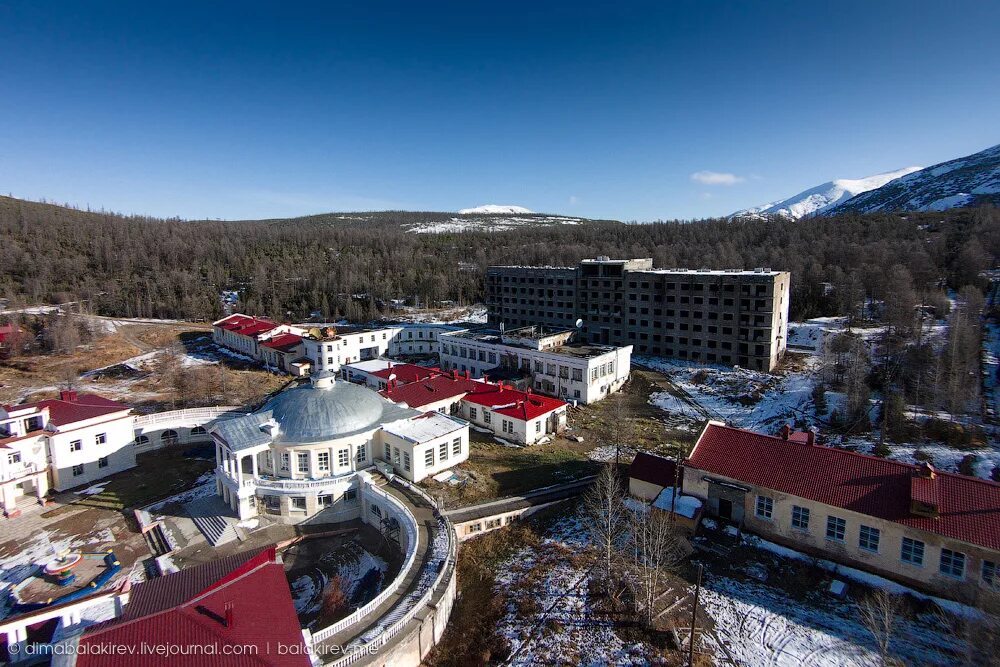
[210,411,272,452]
[8,393,129,427]
[260,333,303,353]
[687,422,1000,552]
[380,375,484,409]
[629,451,678,488]
[78,547,308,667]
[462,386,567,421]
[213,314,278,337]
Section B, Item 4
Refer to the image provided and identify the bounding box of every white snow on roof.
[344,358,395,374]
[652,487,702,518]
[382,412,465,443]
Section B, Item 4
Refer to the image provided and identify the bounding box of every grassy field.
[423,371,696,506]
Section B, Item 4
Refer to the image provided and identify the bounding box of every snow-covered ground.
[458,204,534,215]
[494,511,651,665]
[404,215,583,234]
[385,304,487,324]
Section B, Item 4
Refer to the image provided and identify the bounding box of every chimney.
[225,601,235,628]
[59,390,78,402]
[526,387,532,395]
[806,429,816,446]
[917,461,936,479]
[464,370,471,380]
[779,424,791,440]
[452,369,459,380]
[498,383,503,393]
[482,374,489,384]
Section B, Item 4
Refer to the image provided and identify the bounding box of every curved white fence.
[324,484,458,666]
[133,406,244,429]
[309,483,420,645]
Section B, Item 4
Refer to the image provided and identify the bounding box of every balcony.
[0,462,44,484]
[216,466,354,495]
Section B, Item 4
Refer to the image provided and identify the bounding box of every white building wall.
[48,413,137,491]
[379,428,469,483]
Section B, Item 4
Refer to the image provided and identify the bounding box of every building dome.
[261,376,417,444]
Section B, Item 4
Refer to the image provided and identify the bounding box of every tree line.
[1,195,997,327]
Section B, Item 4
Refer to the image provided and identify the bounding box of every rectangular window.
[983,560,998,588]
[535,421,542,433]
[859,525,880,553]
[98,456,109,468]
[344,488,358,502]
[318,495,333,507]
[940,548,966,579]
[403,452,411,471]
[825,515,846,542]
[789,506,810,531]
[572,368,583,381]
[297,452,310,474]
[424,448,434,467]
[318,452,331,472]
[291,496,306,510]
[469,407,477,420]
[72,464,84,476]
[384,443,391,460]
[484,411,491,424]
[280,452,290,471]
[357,443,367,463]
[95,433,107,445]
[393,447,400,466]
[439,442,448,461]
[755,495,773,519]
[338,449,349,467]
[486,518,502,529]
[452,438,461,455]
[901,537,924,566]
[70,440,82,452]
[8,452,21,465]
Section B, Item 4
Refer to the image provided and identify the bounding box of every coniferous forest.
[1,195,997,324]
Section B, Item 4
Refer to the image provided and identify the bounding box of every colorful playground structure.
[7,550,121,615]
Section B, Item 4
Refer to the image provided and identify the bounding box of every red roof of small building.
[78,547,309,667]
[214,314,279,337]
[462,386,567,422]
[6,392,129,427]
[687,422,1000,552]
[629,452,679,488]
[380,375,484,409]
[370,363,443,384]
[260,333,303,353]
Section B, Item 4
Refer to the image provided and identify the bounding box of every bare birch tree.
[629,504,685,627]
[583,462,627,579]
[857,590,903,666]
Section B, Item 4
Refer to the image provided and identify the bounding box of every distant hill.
[732,166,922,220]
[231,209,616,234]
[826,143,1000,215]
[458,204,534,214]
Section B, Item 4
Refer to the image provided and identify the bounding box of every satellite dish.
[575,319,584,328]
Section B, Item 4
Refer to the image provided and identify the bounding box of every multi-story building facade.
[684,421,1000,601]
[0,391,136,513]
[437,326,631,404]
[486,257,790,372]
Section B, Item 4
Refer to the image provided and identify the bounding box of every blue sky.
[1,1,998,221]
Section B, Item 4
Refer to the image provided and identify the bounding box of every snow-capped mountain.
[458,204,534,215]
[826,143,1000,215]
[732,166,922,220]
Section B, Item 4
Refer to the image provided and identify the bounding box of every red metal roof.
[8,393,129,427]
[78,547,309,667]
[380,375,483,409]
[260,333,303,353]
[462,386,567,422]
[629,451,679,488]
[370,364,443,384]
[687,423,1000,552]
[214,314,278,337]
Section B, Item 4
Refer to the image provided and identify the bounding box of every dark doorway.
[718,498,733,520]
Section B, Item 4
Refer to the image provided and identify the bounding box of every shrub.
[959,454,980,477]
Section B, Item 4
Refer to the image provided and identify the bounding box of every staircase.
[143,523,173,557]
[184,496,241,547]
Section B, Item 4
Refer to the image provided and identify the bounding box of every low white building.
[438,326,632,404]
[0,391,136,510]
[388,324,466,357]
[381,412,469,483]
[300,325,401,374]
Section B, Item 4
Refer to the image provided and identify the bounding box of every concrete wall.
[628,478,664,502]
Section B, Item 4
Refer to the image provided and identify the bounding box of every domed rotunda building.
[210,371,469,522]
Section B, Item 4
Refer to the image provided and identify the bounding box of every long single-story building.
[683,421,1000,601]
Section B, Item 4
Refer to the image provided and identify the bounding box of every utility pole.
[688,563,703,667]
